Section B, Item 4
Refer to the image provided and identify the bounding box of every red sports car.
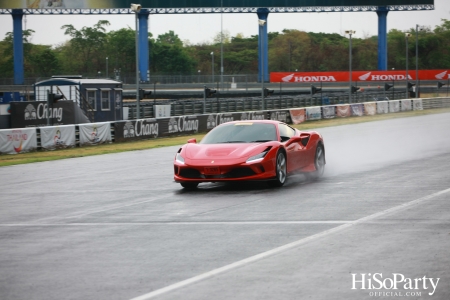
[173,120,325,189]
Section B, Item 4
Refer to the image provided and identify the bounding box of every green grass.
[1,107,449,167]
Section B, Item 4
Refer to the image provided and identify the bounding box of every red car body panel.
[173,120,324,184]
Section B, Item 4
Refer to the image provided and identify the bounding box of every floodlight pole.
[405,33,411,99]
[345,30,355,104]
[132,4,142,119]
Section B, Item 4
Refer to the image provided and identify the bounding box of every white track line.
[129,187,450,300]
[0,221,351,227]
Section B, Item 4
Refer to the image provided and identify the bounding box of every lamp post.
[106,57,108,78]
[415,24,424,99]
[405,32,412,99]
[259,19,266,110]
[220,0,224,91]
[211,52,214,83]
[131,3,142,119]
[345,30,355,104]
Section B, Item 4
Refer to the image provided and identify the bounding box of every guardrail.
[2,97,449,155]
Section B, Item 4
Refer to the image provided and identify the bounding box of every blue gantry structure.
[1,4,435,85]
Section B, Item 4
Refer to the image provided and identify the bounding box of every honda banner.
[79,122,112,146]
[40,125,76,150]
[0,128,37,154]
[270,70,450,83]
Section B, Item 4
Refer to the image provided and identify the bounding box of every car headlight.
[175,153,185,164]
[246,150,269,163]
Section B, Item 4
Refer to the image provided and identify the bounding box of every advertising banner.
[0,0,435,9]
[364,102,377,116]
[270,70,449,83]
[289,109,306,125]
[79,122,112,146]
[269,110,291,123]
[154,105,171,118]
[239,111,266,121]
[350,104,364,116]
[40,125,76,150]
[389,100,400,113]
[412,99,423,110]
[0,128,37,154]
[377,101,389,114]
[114,119,159,143]
[322,106,335,119]
[10,101,75,128]
[306,107,322,121]
[336,105,352,117]
[401,100,412,111]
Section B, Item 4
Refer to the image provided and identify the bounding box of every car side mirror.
[187,138,197,144]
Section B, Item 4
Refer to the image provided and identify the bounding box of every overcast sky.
[0,0,449,46]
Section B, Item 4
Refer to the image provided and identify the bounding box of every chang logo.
[123,122,135,138]
[216,114,233,125]
[168,118,179,133]
[207,115,216,129]
[24,104,37,120]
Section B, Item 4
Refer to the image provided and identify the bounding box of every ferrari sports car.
[173,120,325,189]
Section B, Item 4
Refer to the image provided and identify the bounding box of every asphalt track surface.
[1,112,450,300]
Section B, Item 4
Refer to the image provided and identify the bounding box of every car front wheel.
[269,151,287,187]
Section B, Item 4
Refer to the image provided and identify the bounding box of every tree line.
[0,19,449,80]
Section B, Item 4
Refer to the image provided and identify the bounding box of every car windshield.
[200,122,278,144]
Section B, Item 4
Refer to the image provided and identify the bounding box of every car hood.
[184,143,269,160]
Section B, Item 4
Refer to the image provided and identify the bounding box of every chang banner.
[269,110,291,123]
[0,128,37,154]
[40,125,76,150]
[79,122,112,146]
[114,119,159,143]
[10,101,75,128]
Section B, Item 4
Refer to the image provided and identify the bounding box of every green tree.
[61,20,110,74]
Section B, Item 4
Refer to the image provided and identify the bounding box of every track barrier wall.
[1,97,449,155]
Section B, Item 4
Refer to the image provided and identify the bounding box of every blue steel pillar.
[376,7,389,71]
[257,8,269,83]
[12,9,24,85]
[138,9,150,83]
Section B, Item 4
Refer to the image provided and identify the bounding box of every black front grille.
[223,167,256,178]
[179,168,203,179]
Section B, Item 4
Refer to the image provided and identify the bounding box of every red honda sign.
[270,70,450,83]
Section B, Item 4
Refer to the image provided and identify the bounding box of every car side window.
[279,123,295,142]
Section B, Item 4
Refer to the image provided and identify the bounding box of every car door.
[279,123,306,172]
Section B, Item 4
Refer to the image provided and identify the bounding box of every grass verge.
[1,107,449,167]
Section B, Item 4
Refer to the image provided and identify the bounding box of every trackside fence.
[1,97,449,155]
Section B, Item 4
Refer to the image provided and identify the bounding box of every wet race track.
[1,113,450,300]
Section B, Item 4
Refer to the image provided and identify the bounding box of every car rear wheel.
[306,144,325,180]
[180,182,199,189]
[269,151,287,187]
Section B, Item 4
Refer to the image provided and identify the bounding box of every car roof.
[223,120,282,125]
